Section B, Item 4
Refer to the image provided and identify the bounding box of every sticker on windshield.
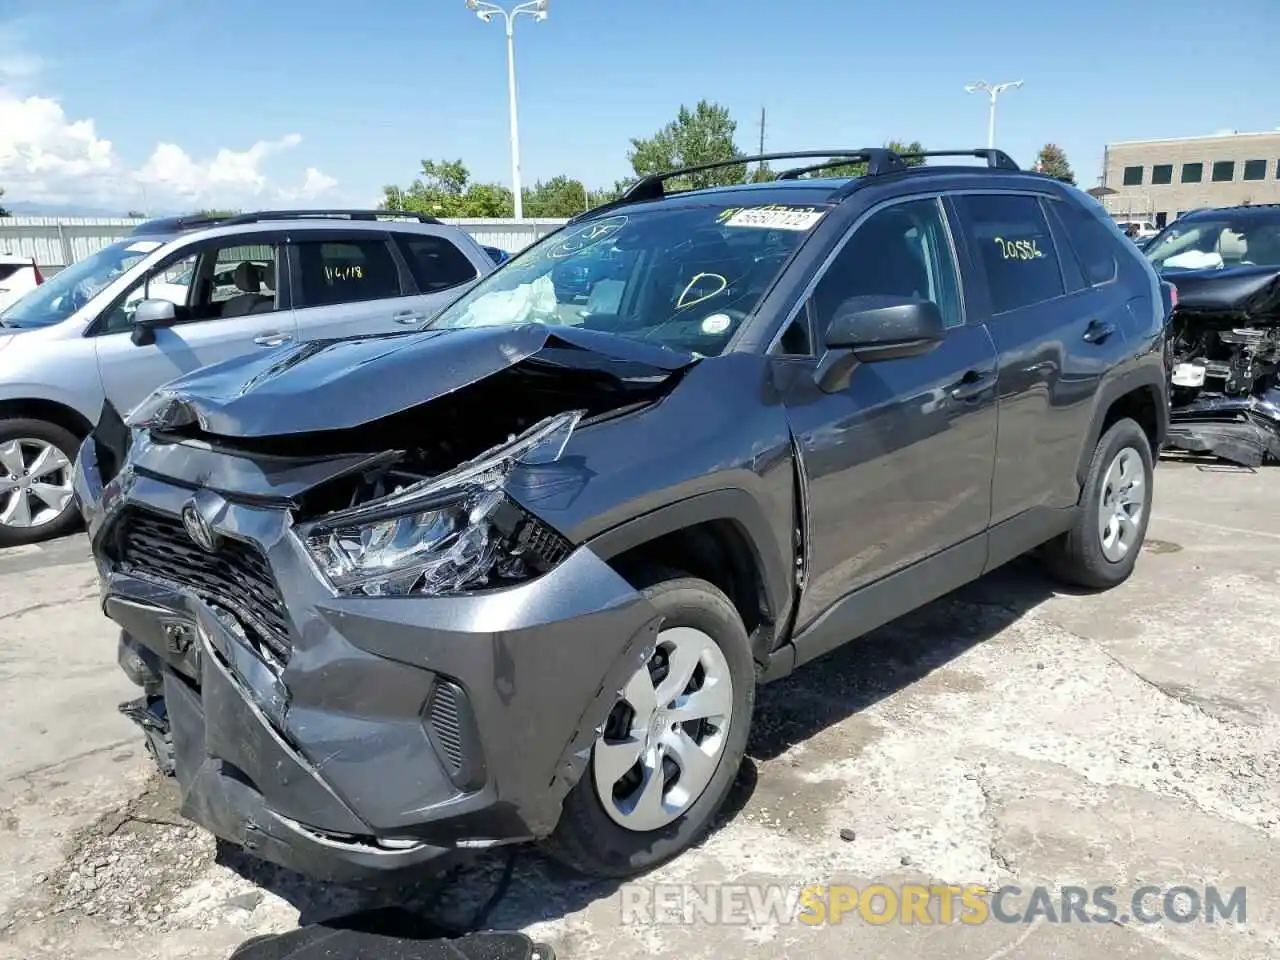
[720,205,825,231]
[701,313,733,335]
[126,240,163,254]
[545,216,628,259]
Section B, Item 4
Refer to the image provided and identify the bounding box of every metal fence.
[0,217,570,275]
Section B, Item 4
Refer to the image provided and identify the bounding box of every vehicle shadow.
[217,553,1068,935]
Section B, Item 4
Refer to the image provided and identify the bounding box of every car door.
[775,195,1000,632]
[949,192,1124,528]
[390,230,485,324]
[287,230,421,340]
[93,233,298,415]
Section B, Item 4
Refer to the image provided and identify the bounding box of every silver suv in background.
[0,209,495,546]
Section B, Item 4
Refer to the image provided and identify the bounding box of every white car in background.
[0,255,42,312]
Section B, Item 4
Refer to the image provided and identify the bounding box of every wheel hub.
[0,437,75,530]
[1097,445,1147,563]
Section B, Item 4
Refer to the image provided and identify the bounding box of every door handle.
[1082,320,1117,344]
[950,370,995,402]
[253,332,291,347]
[393,311,427,325]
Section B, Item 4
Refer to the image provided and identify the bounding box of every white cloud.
[0,79,337,209]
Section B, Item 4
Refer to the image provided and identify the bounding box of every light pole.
[466,0,548,220]
[964,80,1023,149]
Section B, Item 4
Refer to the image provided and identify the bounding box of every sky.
[1,0,1278,213]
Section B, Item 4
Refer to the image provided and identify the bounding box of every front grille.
[115,508,293,663]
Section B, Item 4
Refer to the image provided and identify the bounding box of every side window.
[202,243,280,313]
[394,234,478,292]
[953,194,1064,314]
[99,252,199,334]
[294,239,402,308]
[809,197,964,333]
[1049,200,1120,287]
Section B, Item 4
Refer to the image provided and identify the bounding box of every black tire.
[0,417,83,548]
[1043,417,1154,589]
[542,572,756,878]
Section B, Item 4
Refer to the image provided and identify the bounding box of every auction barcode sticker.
[723,206,826,231]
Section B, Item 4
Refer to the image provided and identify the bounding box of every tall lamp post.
[964,80,1023,149]
[466,0,548,220]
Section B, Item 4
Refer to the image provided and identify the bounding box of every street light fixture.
[466,0,548,220]
[964,80,1023,150]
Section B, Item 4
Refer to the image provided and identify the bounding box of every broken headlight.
[296,411,582,597]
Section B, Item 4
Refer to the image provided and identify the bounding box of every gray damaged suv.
[0,209,495,546]
[76,149,1171,883]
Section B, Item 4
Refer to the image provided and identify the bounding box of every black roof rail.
[217,209,443,226]
[130,213,230,235]
[617,149,906,204]
[895,149,1020,170]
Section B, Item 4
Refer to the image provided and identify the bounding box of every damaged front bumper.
[76,434,662,884]
[1167,386,1280,467]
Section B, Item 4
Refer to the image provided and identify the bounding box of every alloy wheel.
[592,626,734,832]
[1097,445,1147,563]
[0,438,75,530]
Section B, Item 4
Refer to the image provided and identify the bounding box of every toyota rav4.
[76,148,1171,884]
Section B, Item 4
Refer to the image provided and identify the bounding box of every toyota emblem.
[181,500,219,552]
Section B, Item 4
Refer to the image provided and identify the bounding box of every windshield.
[0,237,165,328]
[1145,216,1280,272]
[426,201,830,355]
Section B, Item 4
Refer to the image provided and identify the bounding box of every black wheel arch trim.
[584,488,794,655]
[1075,365,1169,489]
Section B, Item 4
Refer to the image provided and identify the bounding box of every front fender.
[506,353,797,644]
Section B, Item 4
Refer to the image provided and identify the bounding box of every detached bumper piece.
[1167,387,1280,467]
[118,695,175,776]
[229,907,555,960]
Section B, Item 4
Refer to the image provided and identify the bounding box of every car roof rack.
[217,209,442,226]
[571,147,1022,223]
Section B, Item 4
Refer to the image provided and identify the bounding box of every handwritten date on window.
[993,237,1045,261]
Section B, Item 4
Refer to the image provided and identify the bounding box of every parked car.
[1144,204,1280,465]
[482,245,511,265]
[76,148,1169,885]
[0,209,494,546]
[0,254,42,312]
[1115,219,1159,241]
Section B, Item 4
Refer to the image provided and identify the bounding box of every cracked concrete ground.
[0,458,1277,959]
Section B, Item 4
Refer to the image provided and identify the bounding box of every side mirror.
[815,295,946,392]
[130,299,182,346]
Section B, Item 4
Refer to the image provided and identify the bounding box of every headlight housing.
[296,410,581,597]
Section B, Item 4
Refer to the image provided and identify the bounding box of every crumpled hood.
[140,322,697,438]
[1164,265,1280,325]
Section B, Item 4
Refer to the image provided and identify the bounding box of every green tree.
[1035,143,1076,184]
[0,187,9,217]
[382,159,515,218]
[824,140,927,178]
[523,175,589,217]
[748,162,777,184]
[628,100,746,191]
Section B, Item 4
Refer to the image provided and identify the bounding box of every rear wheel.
[0,418,82,548]
[1043,417,1153,589]
[543,573,755,878]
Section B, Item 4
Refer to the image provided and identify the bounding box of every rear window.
[1050,200,1120,286]
[394,234,477,292]
[952,194,1065,314]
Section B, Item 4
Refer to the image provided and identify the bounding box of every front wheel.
[0,418,83,548]
[1043,417,1154,589]
[543,573,755,878]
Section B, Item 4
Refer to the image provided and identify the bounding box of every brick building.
[1098,130,1280,228]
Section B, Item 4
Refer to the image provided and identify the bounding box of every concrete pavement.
[0,459,1277,959]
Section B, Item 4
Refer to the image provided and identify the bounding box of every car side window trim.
[765,192,967,356]
[391,231,480,295]
[1040,198,1088,294]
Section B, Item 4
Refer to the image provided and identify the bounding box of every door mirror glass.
[824,294,945,361]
